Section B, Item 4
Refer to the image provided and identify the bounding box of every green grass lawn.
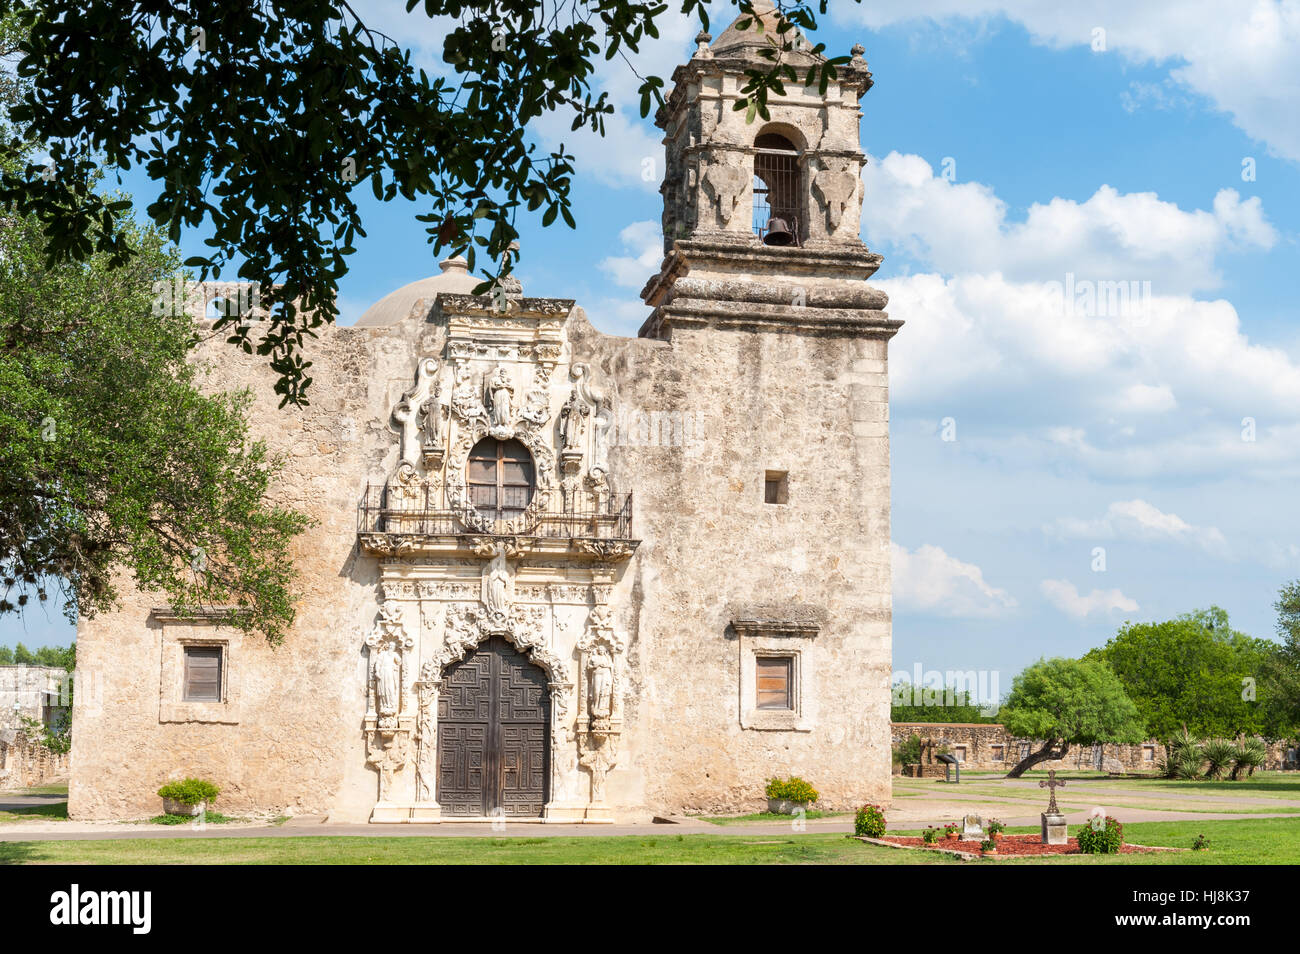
[0,801,68,822]
[1,817,1295,864]
[698,810,848,825]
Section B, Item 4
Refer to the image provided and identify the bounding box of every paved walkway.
[3,778,1298,842]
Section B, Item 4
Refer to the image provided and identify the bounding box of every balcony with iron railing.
[356,483,637,559]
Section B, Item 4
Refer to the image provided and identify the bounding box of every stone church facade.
[69,11,900,822]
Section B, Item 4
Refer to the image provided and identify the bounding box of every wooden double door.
[437,636,550,817]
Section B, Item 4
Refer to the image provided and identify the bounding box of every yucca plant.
[1161,727,1205,779]
[1229,738,1268,780]
[1160,743,1205,779]
[1202,738,1239,780]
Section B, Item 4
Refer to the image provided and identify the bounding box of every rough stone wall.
[69,315,431,821]
[573,310,893,813]
[0,731,70,789]
[0,666,69,729]
[890,723,1298,774]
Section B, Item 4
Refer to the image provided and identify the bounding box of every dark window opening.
[764,470,789,505]
[468,438,536,523]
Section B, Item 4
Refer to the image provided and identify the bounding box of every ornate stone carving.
[559,387,592,453]
[812,163,859,233]
[481,544,514,628]
[366,603,415,729]
[366,730,410,803]
[703,161,748,227]
[392,358,440,468]
[575,539,637,561]
[484,366,515,438]
[414,661,439,803]
[450,365,485,424]
[586,644,614,719]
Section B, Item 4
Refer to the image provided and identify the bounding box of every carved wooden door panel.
[437,636,549,817]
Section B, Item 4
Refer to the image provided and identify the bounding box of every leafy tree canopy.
[1087,606,1287,741]
[0,641,73,668]
[0,0,860,404]
[890,679,998,724]
[999,657,1144,778]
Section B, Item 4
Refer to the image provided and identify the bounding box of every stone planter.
[162,798,206,817]
[767,798,810,815]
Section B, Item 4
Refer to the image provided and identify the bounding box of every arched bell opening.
[752,131,803,246]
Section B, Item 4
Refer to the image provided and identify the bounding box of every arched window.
[753,132,801,245]
[467,438,535,523]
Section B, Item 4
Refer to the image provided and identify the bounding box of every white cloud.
[892,542,1018,617]
[1051,499,1230,556]
[841,1,1300,162]
[862,151,1277,291]
[598,220,663,289]
[1040,579,1139,618]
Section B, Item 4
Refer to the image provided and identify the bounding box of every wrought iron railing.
[357,484,634,541]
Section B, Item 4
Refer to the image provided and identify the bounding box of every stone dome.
[353,256,484,328]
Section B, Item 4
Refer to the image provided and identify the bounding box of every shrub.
[1077,815,1123,854]
[922,826,939,844]
[157,778,220,806]
[1230,738,1267,780]
[1192,834,1210,851]
[980,838,997,853]
[894,734,923,765]
[1201,738,1238,780]
[764,777,818,805]
[854,803,886,838]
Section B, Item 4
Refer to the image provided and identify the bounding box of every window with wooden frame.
[755,656,794,710]
[467,438,535,523]
[183,646,223,702]
[990,744,1005,762]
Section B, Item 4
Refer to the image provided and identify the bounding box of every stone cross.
[1039,769,1066,814]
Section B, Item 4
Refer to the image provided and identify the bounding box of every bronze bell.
[763,217,795,246]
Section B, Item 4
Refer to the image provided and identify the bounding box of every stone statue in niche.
[451,365,484,422]
[587,644,614,719]
[371,640,402,723]
[482,544,514,621]
[485,367,514,433]
[559,388,592,451]
[366,602,413,729]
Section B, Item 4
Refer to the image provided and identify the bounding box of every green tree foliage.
[890,680,998,723]
[1087,607,1288,741]
[0,182,309,643]
[0,641,72,667]
[999,657,1144,778]
[0,0,859,403]
[1268,581,1300,732]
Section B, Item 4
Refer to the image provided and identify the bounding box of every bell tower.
[640,2,896,339]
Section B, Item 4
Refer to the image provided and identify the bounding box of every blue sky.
[6,2,1300,705]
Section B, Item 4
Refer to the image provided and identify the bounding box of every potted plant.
[987,818,1006,840]
[157,778,220,817]
[980,837,998,855]
[921,826,939,846]
[764,776,819,815]
[943,822,959,840]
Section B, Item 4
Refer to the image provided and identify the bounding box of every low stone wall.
[891,723,1296,775]
[0,731,70,790]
